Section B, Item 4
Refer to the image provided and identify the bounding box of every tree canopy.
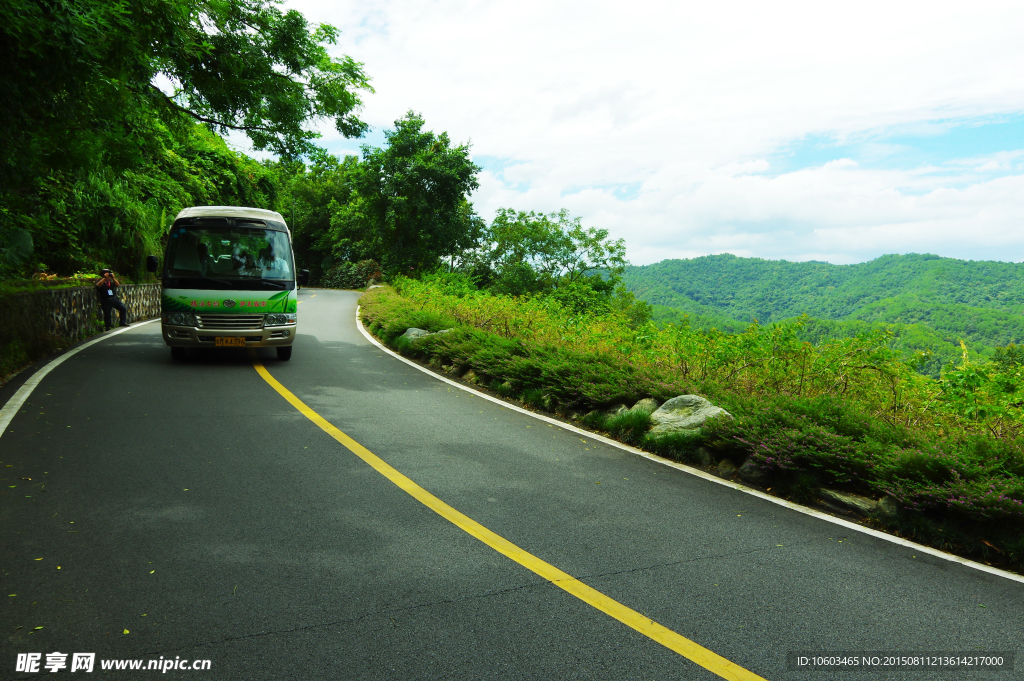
[1,0,371,171]
[1,0,371,278]
[477,208,626,296]
[325,111,482,273]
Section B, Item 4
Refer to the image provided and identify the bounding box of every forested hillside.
[626,253,1024,319]
[625,254,1024,373]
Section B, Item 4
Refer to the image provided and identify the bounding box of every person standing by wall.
[95,268,129,330]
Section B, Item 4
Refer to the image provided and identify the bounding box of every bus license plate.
[215,337,246,347]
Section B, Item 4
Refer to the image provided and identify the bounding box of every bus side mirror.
[298,269,310,286]
[146,255,159,273]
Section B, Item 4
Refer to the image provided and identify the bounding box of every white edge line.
[0,320,160,440]
[355,305,1024,586]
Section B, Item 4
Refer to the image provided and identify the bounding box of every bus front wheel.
[277,346,292,361]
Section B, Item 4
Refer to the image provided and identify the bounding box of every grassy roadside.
[359,282,1024,574]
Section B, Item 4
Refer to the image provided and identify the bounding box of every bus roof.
[174,206,286,224]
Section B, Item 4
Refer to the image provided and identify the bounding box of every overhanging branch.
[147,84,276,134]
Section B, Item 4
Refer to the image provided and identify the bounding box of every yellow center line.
[250,355,767,681]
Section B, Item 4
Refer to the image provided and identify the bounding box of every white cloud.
[275,0,1024,264]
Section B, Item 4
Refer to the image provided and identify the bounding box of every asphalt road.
[1,288,1021,680]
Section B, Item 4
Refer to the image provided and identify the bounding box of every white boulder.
[649,395,732,435]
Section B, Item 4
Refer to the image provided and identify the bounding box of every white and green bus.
[147,206,309,361]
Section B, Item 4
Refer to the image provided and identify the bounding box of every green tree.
[482,208,627,297]
[1,0,371,278]
[2,0,371,171]
[274,150,361,278]
[329,112,482,272]
[14,121,283,277]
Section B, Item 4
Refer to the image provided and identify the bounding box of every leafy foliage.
[4,122,281,279]
[319,259,381,289]
[327,112,482,273]
[468,208,627,297]
[2,0,371,172]
[275,151,360,279]
[2,0,370,280]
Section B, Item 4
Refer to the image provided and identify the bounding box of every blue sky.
[285,0,1024,266]
[773,116,1024,179]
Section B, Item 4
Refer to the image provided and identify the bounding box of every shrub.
[320,259,381,289]
[642,431,706,465]
[603,409,653,446]
[873,436,1024,526]
[700,411,874,494]
[417,270,478,297]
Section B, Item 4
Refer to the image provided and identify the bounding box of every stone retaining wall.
[0,284,162,380]
[25,284,162,340]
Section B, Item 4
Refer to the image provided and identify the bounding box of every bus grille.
[196,314,265,330]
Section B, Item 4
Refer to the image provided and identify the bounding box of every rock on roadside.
[400,328,431,341]
[818,489,878,516]
[399,327,452,342]
[648,395,732,435]
[604,404,628,417]
[738,460,770,486]
[717,459,738,477]
[876,495,900,521]
[630,398,661,413]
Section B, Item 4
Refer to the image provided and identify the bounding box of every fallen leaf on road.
[34,626,43,630]
[123,629,129,634]
[19,477,31,481]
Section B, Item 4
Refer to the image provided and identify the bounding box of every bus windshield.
[165,225,295,290]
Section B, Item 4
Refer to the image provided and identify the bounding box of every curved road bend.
[1,288,1021,680]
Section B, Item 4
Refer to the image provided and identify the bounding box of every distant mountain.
[623,253,1024,375]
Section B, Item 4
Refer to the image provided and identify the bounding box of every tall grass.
[369,277,993,433]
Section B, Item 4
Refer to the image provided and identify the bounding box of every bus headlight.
[264,313,297,327]
[165,312,198,327]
